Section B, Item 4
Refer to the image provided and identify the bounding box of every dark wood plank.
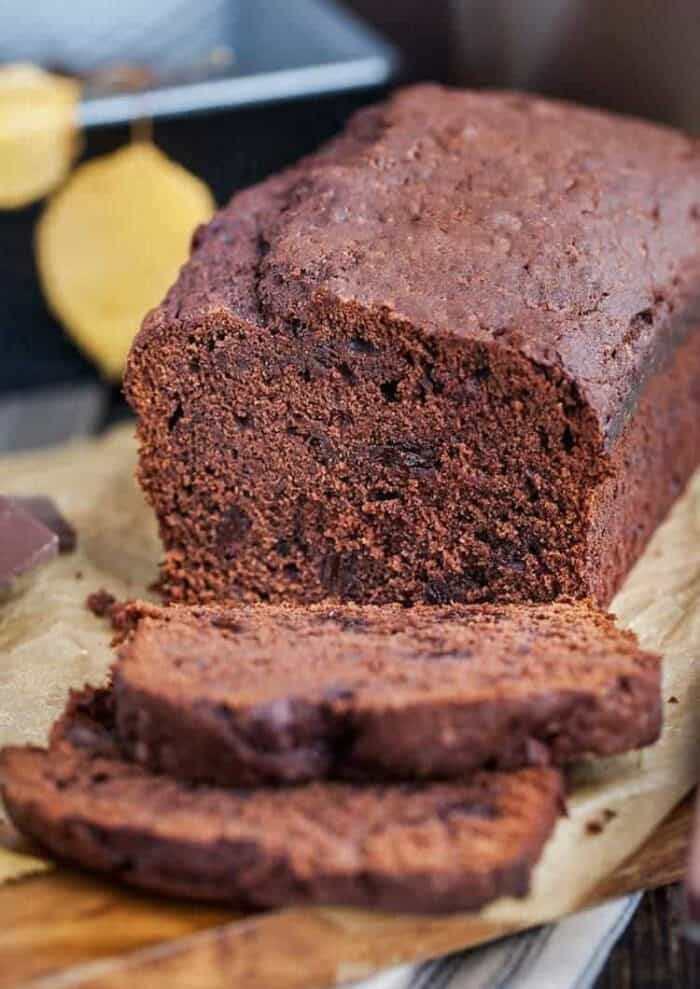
[594,885,700,989]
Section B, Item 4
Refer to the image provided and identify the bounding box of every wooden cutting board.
[0,794,694,989]
[1,427,700,989]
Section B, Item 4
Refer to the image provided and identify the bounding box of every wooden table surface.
[1,386,697,989]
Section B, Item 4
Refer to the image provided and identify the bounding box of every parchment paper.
[1,424,699,930]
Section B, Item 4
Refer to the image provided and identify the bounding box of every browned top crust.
[130,84,700,441]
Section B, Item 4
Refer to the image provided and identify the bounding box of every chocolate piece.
[0,496,58,595]
[111,600,662,786]
[0,690,564,912]
[125,85,700,608]
[10,496,76,553]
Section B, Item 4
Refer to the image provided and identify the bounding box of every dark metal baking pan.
[0,0,398,126]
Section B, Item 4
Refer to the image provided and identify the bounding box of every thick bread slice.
[0,689,564,913]
[111,600,661,785]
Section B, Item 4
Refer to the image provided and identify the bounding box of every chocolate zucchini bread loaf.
[111,601,661,786]
[126,85,700,607]
[0,690,563,912]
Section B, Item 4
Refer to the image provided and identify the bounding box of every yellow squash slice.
[0,63,80,209]
[36,142,215,379]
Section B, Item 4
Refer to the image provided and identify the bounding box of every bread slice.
[0,689,564,912]
[111,600,661,786]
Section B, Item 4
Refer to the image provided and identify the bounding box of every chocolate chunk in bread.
[110,601,661,786]
[125,85,700,608]
[0,692,564,913]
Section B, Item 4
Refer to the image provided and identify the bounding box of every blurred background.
[2,0,700,423]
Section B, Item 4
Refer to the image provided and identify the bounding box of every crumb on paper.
[585,808,618,835]
[109,599,164,644]
[85,590,162,645]
[85,588,117,617]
